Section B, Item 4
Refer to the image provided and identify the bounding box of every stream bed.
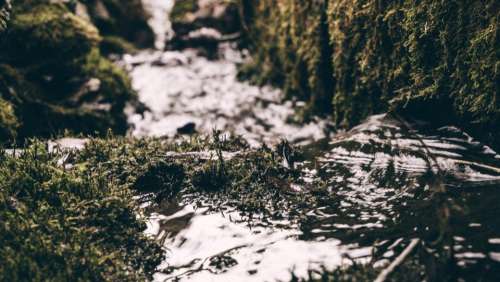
[123,1,500,281]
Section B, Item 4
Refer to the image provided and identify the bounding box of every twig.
[374,238,420,282]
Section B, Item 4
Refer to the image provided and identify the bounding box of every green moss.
[73,135,313,219]
[1,3,100,66]
[0,141,164,281]
[241,0,499,148]
[99,35,138,55]
[170,0,198,23]
[239,1,334,116]
[77,48,136,133]
[0,54,132,141]
[0,1,137,141]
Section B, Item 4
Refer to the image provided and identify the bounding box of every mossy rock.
[82,0,154,48]
[78,48,136,132]
[0,1,142,141]
[1,3,100,66]
[0,56,131,141]
[241,0,500,148]
[170,0,198,23]
[100,35,138,55]
[170,0,242,37]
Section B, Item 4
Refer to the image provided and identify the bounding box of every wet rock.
[168,0,242,57]
[170,0,241,36]
[83,0,155,48]
[177,122,197,135]
[167,27,221,58]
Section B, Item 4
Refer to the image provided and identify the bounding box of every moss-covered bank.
[0,141,164,281]
[241,0,499,147]
[0,0,150,144]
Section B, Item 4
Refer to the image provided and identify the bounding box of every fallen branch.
[374,238,420,282]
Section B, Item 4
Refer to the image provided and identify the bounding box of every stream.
[122,1,500,281]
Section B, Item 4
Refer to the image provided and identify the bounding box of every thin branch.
[374,238,420,282]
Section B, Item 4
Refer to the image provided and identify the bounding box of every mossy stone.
[83,0,154,48]
[99,35,138,55]
[2,3,100,66]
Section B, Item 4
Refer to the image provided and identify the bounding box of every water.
[128,1,500,280]
[124,44,330,147]
[137,114,500,281]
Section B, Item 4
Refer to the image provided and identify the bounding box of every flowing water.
[125,1,500,281]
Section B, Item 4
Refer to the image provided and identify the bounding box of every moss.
[0,141,164,281]
[0,1,137,140]
[0,53,132,141]
[73,135,313,220]
[99,35,138,55]
[76,48,136,133]
[0,97,19,142]
[1,3,100,66]
[134,161,185,201]
[170,0,198,24]
[239,1,334,116]
[241,0,499,148]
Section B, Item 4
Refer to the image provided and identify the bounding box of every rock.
[1,3,100,66]
[99,35,138,55]
[168,0,242,55]
[177,122,197,135]
[166,27,221,58]
[171,0,241,36]
[83,0,155,48]
[0,1,137,141]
